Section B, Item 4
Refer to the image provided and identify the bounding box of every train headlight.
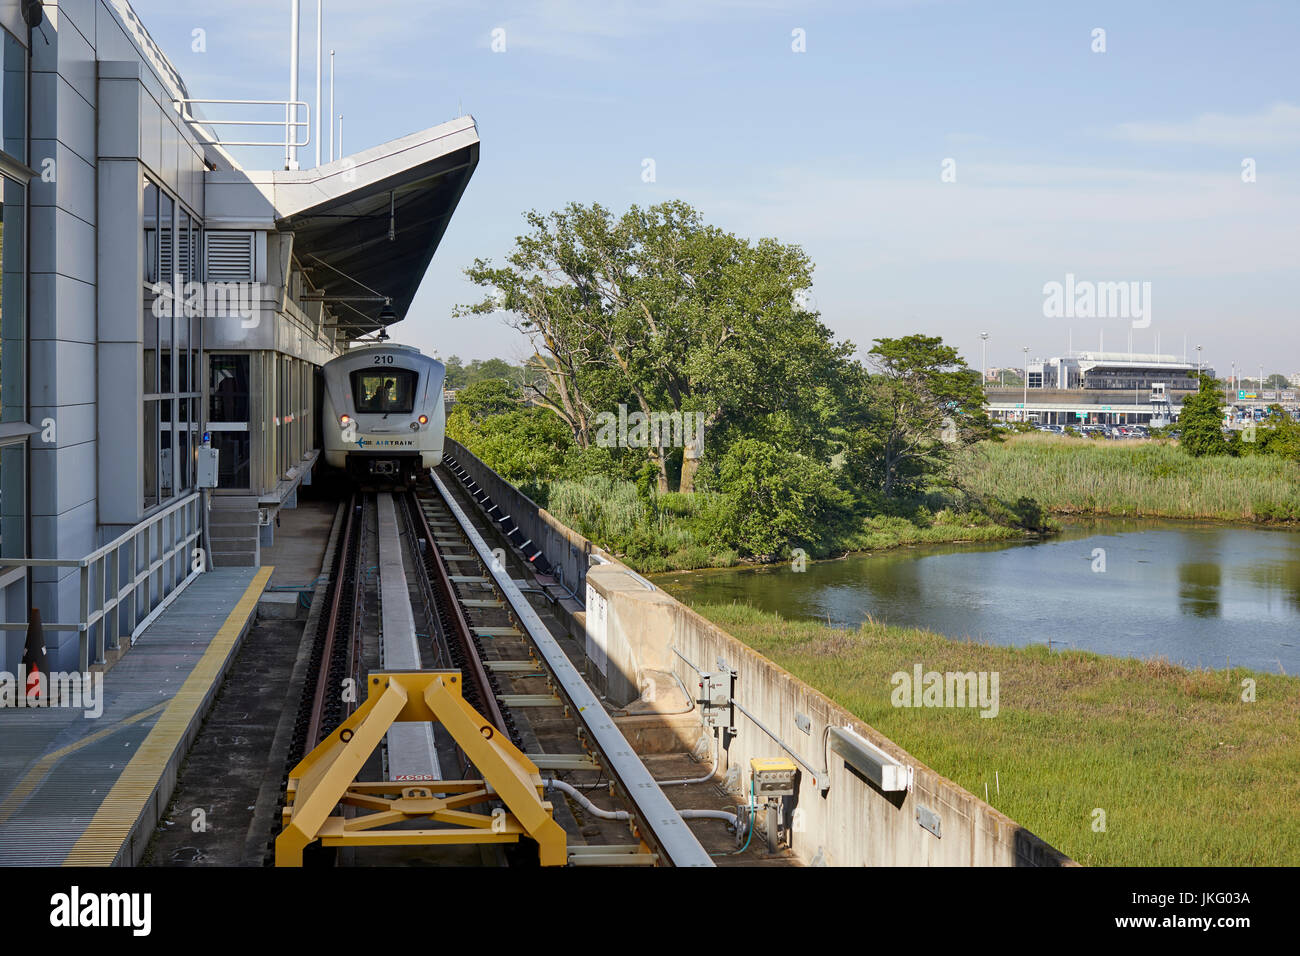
[339,414,351,425]
[409,421,420,431]
[418,415,428,425]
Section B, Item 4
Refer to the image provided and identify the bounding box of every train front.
[323,347,445,483]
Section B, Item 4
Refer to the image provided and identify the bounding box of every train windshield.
[351,369,417,414]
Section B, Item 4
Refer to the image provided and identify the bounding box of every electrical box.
[697,670,735,731]
[197,446,220,488]
[750,757,797,798]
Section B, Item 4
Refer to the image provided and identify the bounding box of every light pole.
[1022,346,1029,421]
[287,0,300,170]
[980,331,989,387]
[315,0,322,168]
[1196,344,1202,375]
[329,49,335,161]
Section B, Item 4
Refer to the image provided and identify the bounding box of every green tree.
[1178,372,1228,457]
[446,402,574,490]
[845,335,993,498]
[706,438,847,557]
[457,201,854,493]
[463,357,517,387]
[443,354,467,389]
[448,378,521,421]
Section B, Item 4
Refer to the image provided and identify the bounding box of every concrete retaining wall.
[443,439,1074,867]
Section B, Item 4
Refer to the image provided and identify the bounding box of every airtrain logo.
[356,439,414,447]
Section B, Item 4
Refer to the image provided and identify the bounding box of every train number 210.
[373,354,394,364]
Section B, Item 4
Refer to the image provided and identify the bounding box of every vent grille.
[205,231,255,282]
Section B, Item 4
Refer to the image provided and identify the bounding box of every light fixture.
[379,299,397,324]
[418,414,428,425]
[339,414,350,425]
[829,725,911,792]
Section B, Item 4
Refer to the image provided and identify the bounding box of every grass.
[697,602,1300,866]
[967,433,1300,522]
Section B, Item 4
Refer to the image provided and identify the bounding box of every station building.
[985,352,1211,425]
[0,0,477,675]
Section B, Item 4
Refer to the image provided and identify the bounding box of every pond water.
[653,520,1300,674]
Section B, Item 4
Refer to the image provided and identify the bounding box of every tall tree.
[456,201,853,492]
[1179,373,1228,457]
[846,334,992,498]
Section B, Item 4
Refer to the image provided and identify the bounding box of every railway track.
[281,467,722,867]
[287,493,364,767]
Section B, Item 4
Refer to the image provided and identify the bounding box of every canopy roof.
[272,117,480,340]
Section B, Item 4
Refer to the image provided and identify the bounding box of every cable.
[712,776,756,857]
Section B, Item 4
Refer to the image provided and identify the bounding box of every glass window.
[143,399,159,509]
[140,176,204,511]
[208,355,251,490]
[351,369,416,414]
[177,213,190,286]
[143,177,159,284]
[213,432,250,488]
[0,175,25,424]
[178,420,191,493]
[159,191,174,283]
[210,354,250,422]
[160,399,174,498]
[190,222,202,284]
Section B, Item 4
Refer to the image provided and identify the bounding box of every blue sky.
[131,0,1300,378]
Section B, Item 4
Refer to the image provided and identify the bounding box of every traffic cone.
[21,608,48,704]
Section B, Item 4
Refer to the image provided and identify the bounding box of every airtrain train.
[321,343,446,483]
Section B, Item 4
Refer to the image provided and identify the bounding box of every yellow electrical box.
[750,756,798,797]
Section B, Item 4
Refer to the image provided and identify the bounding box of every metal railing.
[0,494,204,672]
[171,97,310,150]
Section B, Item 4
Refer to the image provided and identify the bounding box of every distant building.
[984,352,1210,425]
[1290,372,1300,388]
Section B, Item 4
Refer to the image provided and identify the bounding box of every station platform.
[0,567,272,866]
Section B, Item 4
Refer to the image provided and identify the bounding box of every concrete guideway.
[444,438,1075,867]
[429,469,716,868]
[375,494,440,782]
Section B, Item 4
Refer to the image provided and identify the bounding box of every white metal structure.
[321,344,446,481]
[172,97,310,148]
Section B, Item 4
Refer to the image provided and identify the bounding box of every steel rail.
[304,493,360,748]
[428,468,714,867]
[405,487,510,737]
